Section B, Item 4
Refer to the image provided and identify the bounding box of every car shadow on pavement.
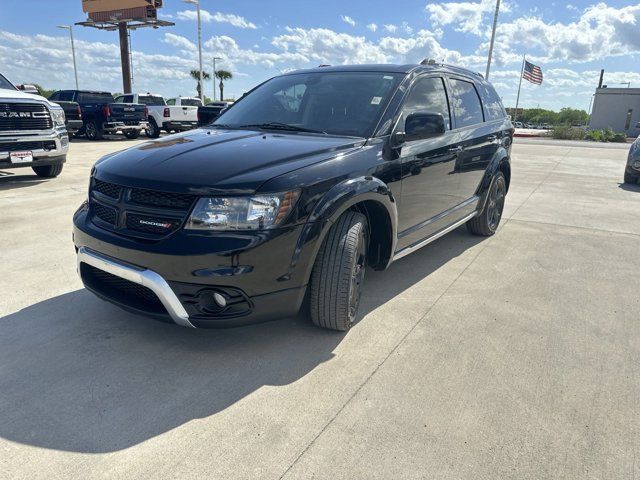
[618,182,640,192]
[0,172,48,191]
[0,227,482,454]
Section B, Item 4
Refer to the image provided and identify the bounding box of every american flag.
[523,60,543,85]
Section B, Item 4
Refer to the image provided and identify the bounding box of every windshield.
[214,71,404,137]
[0,74,17,91]
[181,98,202,107]
[138,95,165,106]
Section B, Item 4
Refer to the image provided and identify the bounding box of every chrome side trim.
[392,211,478,262]
[77,246,195,328]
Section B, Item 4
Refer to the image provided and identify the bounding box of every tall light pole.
[485,0,501,80]
[212,56,222,101]
[57,25,79,89]
[184,0,204,103]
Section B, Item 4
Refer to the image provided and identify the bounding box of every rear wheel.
[32,164,63,178]
[146,118,160,138]
[124,130,140,140]
[309,211,368,331]
[467,171,506,236]
[85,121,102,141]
[624,171,638,184]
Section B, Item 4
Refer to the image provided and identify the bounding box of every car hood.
[0,87,53,105]
[94,128,364,194]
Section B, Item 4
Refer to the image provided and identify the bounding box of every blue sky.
[1,0,639,111]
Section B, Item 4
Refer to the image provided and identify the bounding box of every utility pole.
[118,22,132,93]
[485,0,501,80]
[513,55,525,123]
[57,25,79,89]
[184,0,204,103]
[212,56,222,101]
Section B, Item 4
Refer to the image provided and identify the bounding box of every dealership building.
[589,87,640,137]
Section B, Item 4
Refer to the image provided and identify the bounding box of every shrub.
[585,128,628,143]
[552,126,586,140]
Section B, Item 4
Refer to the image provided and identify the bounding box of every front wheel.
[309,211,368,331]
[467,171,506,236]
[32,164,63,178]
[124,130,140,140]
[624,171,638,184]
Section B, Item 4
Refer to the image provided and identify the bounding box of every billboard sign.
[82,0,161,14]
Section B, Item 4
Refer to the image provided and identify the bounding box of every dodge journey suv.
[73,63,513,331]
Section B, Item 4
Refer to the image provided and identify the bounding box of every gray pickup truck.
[0,73,68,178]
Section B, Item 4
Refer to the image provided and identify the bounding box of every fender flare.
[288,176,398,282]
[476,146,511,212]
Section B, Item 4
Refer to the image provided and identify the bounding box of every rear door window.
[78,92,113,103]
[448,78,484,128]
[476,82,506,121]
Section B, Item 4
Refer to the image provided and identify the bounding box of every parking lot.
[0,137,638,479]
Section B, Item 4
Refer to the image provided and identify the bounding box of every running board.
[391,211,478,261]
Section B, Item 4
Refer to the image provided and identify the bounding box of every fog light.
[213,292,227,307]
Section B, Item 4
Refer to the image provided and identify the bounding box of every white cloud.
[425,0,500,35]
[162,33,196,52]
[401,22,414,35]
[367,23,378,32]
[177,9,258,29]
[341,15,356,27]
[383,24,398,33]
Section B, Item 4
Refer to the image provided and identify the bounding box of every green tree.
[33,84,55,99]
[190,69,211,99]
[215,69,233,102]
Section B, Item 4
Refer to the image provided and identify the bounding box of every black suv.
[73,64,512,331]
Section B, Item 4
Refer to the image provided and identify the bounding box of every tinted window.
[449,79,484,128]
[138,95,165,106]
[476,82,505,121]
[114,96,124,103]
[78,92,113,103]
[57,91,74,101]
[215,72,403,137]
[402,76,451,130]
[0,74,16,91]
[180,98,202,107]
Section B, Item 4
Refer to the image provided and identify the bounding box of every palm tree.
[190,69,211,99]
[215,70,233,101]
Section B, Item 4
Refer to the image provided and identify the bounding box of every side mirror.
[400,112,446,143]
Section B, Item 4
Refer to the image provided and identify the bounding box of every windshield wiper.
[237,122,328,135]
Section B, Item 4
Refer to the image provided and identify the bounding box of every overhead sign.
[82,0,160,14]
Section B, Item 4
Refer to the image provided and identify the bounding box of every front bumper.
[73,206,318,328]
[66,119,83,133]
[162,120,198,131]
[0,128,69,169]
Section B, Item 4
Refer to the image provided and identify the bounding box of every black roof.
[284,63,485,80]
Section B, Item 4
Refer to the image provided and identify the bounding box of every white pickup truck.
[114,93,199,138]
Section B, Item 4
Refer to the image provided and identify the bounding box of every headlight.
[50,107,66,127]
[185,190,300,230]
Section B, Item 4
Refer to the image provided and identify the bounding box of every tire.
[67,132,73,142]
[32,163,63,178]
[467,171,506,236]
[85,121,102,141]
[624,171,638,184]
[309,211,369,331]
[146,118,160,138]
[124,130,140,140]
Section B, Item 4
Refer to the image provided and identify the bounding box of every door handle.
[448,146,464,153]
[486,135,498,142]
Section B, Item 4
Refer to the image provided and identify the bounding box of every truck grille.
[0,103,53,131]
[0,141,56,152]
[89,178,196,239]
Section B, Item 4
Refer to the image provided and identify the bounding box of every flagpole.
[513,55,525,123]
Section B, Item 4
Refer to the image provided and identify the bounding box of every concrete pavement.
[0,136,638,479]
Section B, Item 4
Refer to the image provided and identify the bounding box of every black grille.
[89,179,194,239]
[130,188,194,209]
[0,103,53,131]
[80,263,167,315]
[0,141,56,152]
[93,202,117,226]
[94,179,121,199]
